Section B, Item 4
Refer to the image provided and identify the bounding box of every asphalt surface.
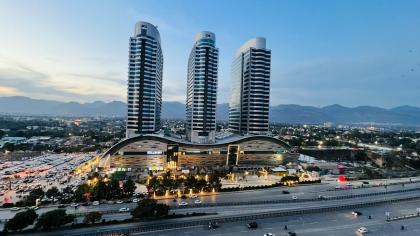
[8,186,420,236]
[137,198,420,236]
[1,180,419,220]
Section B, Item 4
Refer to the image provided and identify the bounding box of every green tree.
[280,176,299,183]
[131,199,157,219]
[35,209,75,230]
[84,211,102,224]
[46,187,61,202]
[74,183,90,202]
[155,204,169,217]
[108,179,123,199]
[6,209,38,231]
[123,179,136,196]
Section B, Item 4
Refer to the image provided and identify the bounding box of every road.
[137,198,420,236]
[8,186,420,235]
[1,180,419,220]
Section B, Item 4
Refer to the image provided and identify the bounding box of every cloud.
[0,86,20,96]
[0,59,126,102]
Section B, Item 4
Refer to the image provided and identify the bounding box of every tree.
[123,179,136,196]
[46,187,61,202]
[108,179,123,199]
[84,211,102,224]
[6,209,38,231]
[35,209,75,230]
[131,199,158,219]
[280,176,299,183]
[155,204,169,217]
[21,188,45,206]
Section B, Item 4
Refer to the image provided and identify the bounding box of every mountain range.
[1,96,420,126]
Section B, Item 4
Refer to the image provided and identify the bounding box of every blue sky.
[0,0,419,107]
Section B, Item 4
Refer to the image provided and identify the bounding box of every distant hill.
[0,96,125,117]
[0,96,419,126]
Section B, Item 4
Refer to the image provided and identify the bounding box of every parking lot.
[0,153,95,203]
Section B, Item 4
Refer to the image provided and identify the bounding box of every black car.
[247,222,258,229]
[57,204,66,208]
[282,190,290,194]
[208,221,219,229]
[288,232,297,236]
[352,211,362,216]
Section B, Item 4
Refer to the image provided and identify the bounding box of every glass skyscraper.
[229,37,271,135]
[186,31,219,143]
[126,21,163,138]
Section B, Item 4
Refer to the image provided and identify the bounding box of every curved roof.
[102,134,291,158]
[235,37,266,58]
[134,21,161,43]
[193,31,216,45]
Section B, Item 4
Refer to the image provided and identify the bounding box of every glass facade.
[186,32,219,143]
[229,38,271,135]
[126,22,163,138]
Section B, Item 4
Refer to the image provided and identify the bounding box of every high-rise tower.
[186,32,219,143]
[126,21,163,138]
[229,37,271,135]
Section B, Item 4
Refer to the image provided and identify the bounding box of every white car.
[70,203,79,207]
[264,233,275,236]
[357,227,368,234]
[10,207,20,211]
[190,194,198,199]
[119,207,130,212]
[132,198,139,203]
[194,199,202,204]
[116,200,124,204]
[292,195,298,200]
[92,201,100,206]
[178,201,188,206]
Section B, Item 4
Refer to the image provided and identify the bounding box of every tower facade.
[186,32,219,143]
[229,37,271,135]
[126,21,163,138]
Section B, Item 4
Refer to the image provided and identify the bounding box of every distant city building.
[126,21,163,138]
[229,37,271,135]
[186,32,219,143]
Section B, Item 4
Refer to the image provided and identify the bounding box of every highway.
[1,180,419,220]
[8,186,420,236]
[138,199,420,236]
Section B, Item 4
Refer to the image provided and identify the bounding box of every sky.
[0,0,419,108]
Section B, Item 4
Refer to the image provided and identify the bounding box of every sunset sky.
[0,0,419,107]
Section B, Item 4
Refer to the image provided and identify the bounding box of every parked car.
[92,201,100,206]
[10,207,20,211]
[288,232,297,236]
[194,199,202,204]
[116,200,124,204]
[282,190,290,194]
[292,195,298,200]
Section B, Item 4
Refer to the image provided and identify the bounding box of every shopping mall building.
[102,134,297,172]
